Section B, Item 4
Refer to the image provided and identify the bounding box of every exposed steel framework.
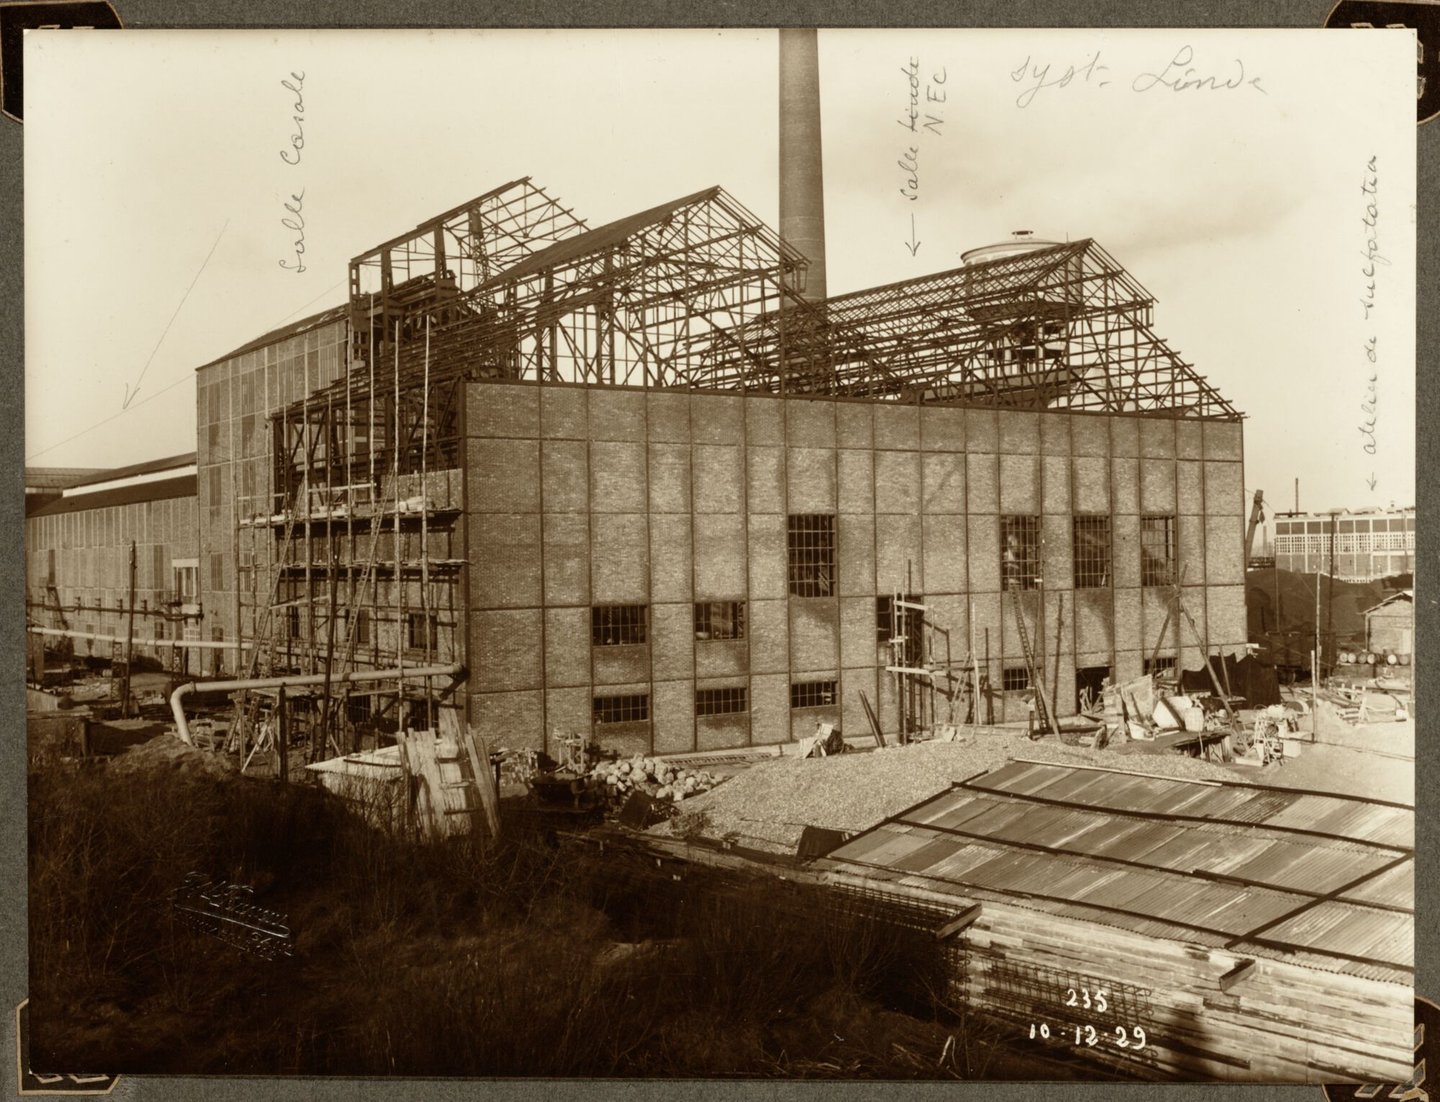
[241,178,1241,761]
[679,239,1240,419]
[280,183,1238,505]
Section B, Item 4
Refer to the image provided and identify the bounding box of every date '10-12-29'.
[1028,1021,1148,1050]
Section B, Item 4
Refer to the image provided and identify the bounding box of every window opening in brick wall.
[1072,515,1112,588]
[1002,666,1031,692]
[695,601,745,641]
[346,694,373,724]
[353,608,370,645]
[593,694,649,724]
[788,514,836,597]
[592,604,648,646]
[407,611,439,652]
[1141,515,1177,587]
[173,564,198,603]
[1144,656,1176,676]
[876,593,925,665]
[790,679,837,709]
[1076,665,1111,712]
[696,687,748,717]
[1001,515,1040,590]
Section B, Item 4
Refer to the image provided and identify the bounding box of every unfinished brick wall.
[465,382,1248,756]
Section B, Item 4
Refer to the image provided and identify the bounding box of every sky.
[23,28,1417,525]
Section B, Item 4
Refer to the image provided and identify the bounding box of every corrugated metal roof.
[25,466,109,491]
[1363,590,1414,616]
[821,762,1412,981]
[26,475,197,517]
[66,452,196,489]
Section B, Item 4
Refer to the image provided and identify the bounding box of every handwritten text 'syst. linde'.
[1011,45,1264,109]
[278,71,306,273]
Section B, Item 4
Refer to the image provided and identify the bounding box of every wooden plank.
[460,723,501,841]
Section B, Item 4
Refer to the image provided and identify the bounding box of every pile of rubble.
[587,757,724,806]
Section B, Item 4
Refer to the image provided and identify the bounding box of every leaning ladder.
[1008,581,1057,735]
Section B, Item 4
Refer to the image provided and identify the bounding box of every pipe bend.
[167,663,464,750]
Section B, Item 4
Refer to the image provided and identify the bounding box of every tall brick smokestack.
[779,28,827,303]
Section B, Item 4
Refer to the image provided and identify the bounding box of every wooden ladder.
[1008,581,1057,734]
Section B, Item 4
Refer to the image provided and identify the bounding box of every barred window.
[1144,656,1176,676]
[1141,515,1177,587]
[1001,515,1041,591]
[593,694,649,724]
[592,605,647,646]
[346,694,373,724]
[1073,515,1112,589]
[790,679,837,709]
[696,687,748,716]
[407,611,438,651]
[695,601,745,641]
[788,514,836,597]
[1002,666,1031,692]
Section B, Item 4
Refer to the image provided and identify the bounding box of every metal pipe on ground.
[168,663,464,746]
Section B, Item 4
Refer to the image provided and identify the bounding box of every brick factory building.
[30,179,1249,760]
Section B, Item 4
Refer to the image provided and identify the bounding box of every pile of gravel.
[655,731,1244,855]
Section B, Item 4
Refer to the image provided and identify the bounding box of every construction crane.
[1244,489,1266,565]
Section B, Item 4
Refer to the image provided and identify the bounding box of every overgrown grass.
[28,754,1006,1077]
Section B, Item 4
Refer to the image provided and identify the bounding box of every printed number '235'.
[1064,987,1109,1013]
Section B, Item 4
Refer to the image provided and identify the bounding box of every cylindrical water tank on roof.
[960,229,1061,266]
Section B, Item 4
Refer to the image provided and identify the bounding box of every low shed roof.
[816,760,1412,983]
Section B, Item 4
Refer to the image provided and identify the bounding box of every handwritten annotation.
[277,71,307,274]
[1011,46,1264,109]
[1358,155,1385,488]
[897,58,946,257]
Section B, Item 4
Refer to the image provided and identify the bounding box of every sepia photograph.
[18,22,1420,1087]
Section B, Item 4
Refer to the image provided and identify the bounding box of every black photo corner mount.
[14,1000,120,1095]
[0,1,123,123]
[1322,995,1437,1101]
[1325,0,1440,124]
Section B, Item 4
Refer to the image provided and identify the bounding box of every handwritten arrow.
[905,212,921,257]
[1367,473,1378,491]
[122,219,230,411]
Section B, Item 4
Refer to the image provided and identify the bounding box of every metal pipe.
[168,662,463,746]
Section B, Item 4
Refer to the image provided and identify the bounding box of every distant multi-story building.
[1272,508,1415,581]
[25,453,206,673]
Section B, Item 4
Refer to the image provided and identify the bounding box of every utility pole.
[1326,511,1337,668]
[121,540,137,718]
